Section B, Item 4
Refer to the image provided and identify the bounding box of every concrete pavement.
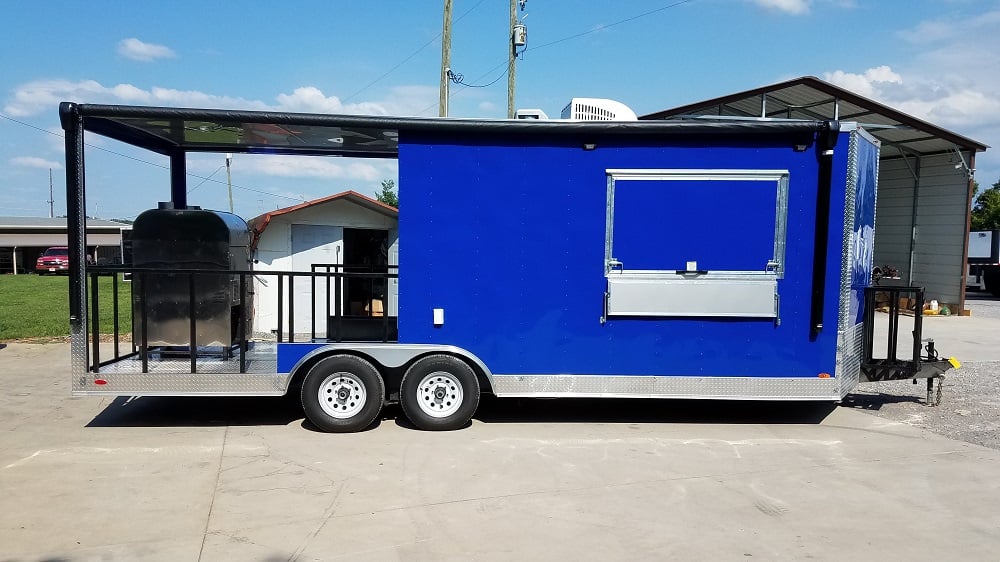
[871,302,1000,361]
[2,343,1000,561]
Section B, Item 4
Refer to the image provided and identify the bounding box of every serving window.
[604,169,789,318]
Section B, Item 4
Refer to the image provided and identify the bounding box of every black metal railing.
[310,263,397,344]
[861,286,923,381]
[85,265,398,374]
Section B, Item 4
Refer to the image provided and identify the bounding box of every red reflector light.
[94,379,108,385]
[817,373,831,379]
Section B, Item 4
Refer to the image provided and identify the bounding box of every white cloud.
[4,80,437,118]
[118,38,176,62]
[11,156,63,169]
[748,0,855,15]
[824,65,1000,131]
[219,154,396,182]
[824,66,902,99]
[478,101,498,112]
[897,10,1000,45]
[750,0,810,15]
[274,86,391,115]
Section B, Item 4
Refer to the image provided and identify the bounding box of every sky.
[1,0,999,221]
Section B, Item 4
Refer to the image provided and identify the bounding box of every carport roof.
[641,76,989,158]
[0,217,128,229]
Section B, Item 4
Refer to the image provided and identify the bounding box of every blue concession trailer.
[60,103,957,432]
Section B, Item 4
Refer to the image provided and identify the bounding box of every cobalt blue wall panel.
[397,132,851,378]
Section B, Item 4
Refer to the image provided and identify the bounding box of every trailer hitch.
[860,286,960,406]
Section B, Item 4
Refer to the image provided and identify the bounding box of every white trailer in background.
[968,230,1000,296]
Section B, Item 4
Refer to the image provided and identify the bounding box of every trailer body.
[273,126,876,400]
[58,103,954,431]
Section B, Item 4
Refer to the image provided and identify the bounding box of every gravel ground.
[965,290,1000,319]
[844,291,1000,451]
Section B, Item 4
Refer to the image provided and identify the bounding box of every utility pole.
[48,168,54,218]
[49,168,56,219]
[226,154,234,213]
[507,0,517,118]
[439,0,453,117]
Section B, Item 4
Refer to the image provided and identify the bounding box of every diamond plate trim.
[74,343,284,395]
[72,373,288,396]
[71,325,88,392]
[838,130,860,334]
[491,374,840,400]
[836,322,864,398]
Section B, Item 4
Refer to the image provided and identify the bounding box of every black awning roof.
[60,103,839,158]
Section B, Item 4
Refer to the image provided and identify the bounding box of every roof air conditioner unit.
[515,108,549,120]
[560,98,637,121]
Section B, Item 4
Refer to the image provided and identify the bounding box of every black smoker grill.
[131,206,252,351]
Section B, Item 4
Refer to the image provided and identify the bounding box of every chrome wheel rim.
[319,372,366,419]
[415,371,463,418]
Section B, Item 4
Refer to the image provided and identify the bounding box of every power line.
[188,164,225,194]
[343,0,490,103]
[447,60,514,88]
[531,0,696,51]
[419,0,698,115]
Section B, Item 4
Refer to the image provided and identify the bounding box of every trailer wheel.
[400,355,480,431]
[301,355,384,433]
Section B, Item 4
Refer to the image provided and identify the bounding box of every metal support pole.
[277,274,284,343]
[170,151,187,209]
[112,272,120,360]
[311,270,317,341]
[907,156,921,286]
[90,270,100,372]
[226,154,234,213]
[288,273,295,343]
[334,265,343,342]
[140,273,149,373]
[189,273,197,373]
[61,103,88,361]
[239,273,247,374]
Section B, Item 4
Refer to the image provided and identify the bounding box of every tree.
[375,179,398,208]
[971,179,1000,231]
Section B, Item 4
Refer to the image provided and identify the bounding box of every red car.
[35,246,70,274]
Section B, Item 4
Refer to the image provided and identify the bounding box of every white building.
[248,191,398,339]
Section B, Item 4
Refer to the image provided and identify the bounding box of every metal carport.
[642,76,989,311]
[0,217,127,274]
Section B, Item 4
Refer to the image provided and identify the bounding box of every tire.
[300,355,385,433]
[400,355,481,431]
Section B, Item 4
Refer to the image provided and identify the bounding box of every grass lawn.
[0,274,132,341]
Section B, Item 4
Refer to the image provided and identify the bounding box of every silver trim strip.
[287,343,496,391]
[491,374,840,400]
[72,373,289,396]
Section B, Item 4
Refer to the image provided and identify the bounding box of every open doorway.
[343,228,389,317]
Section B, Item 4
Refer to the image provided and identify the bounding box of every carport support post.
[906,155,921,286]
[170,151,187,209]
